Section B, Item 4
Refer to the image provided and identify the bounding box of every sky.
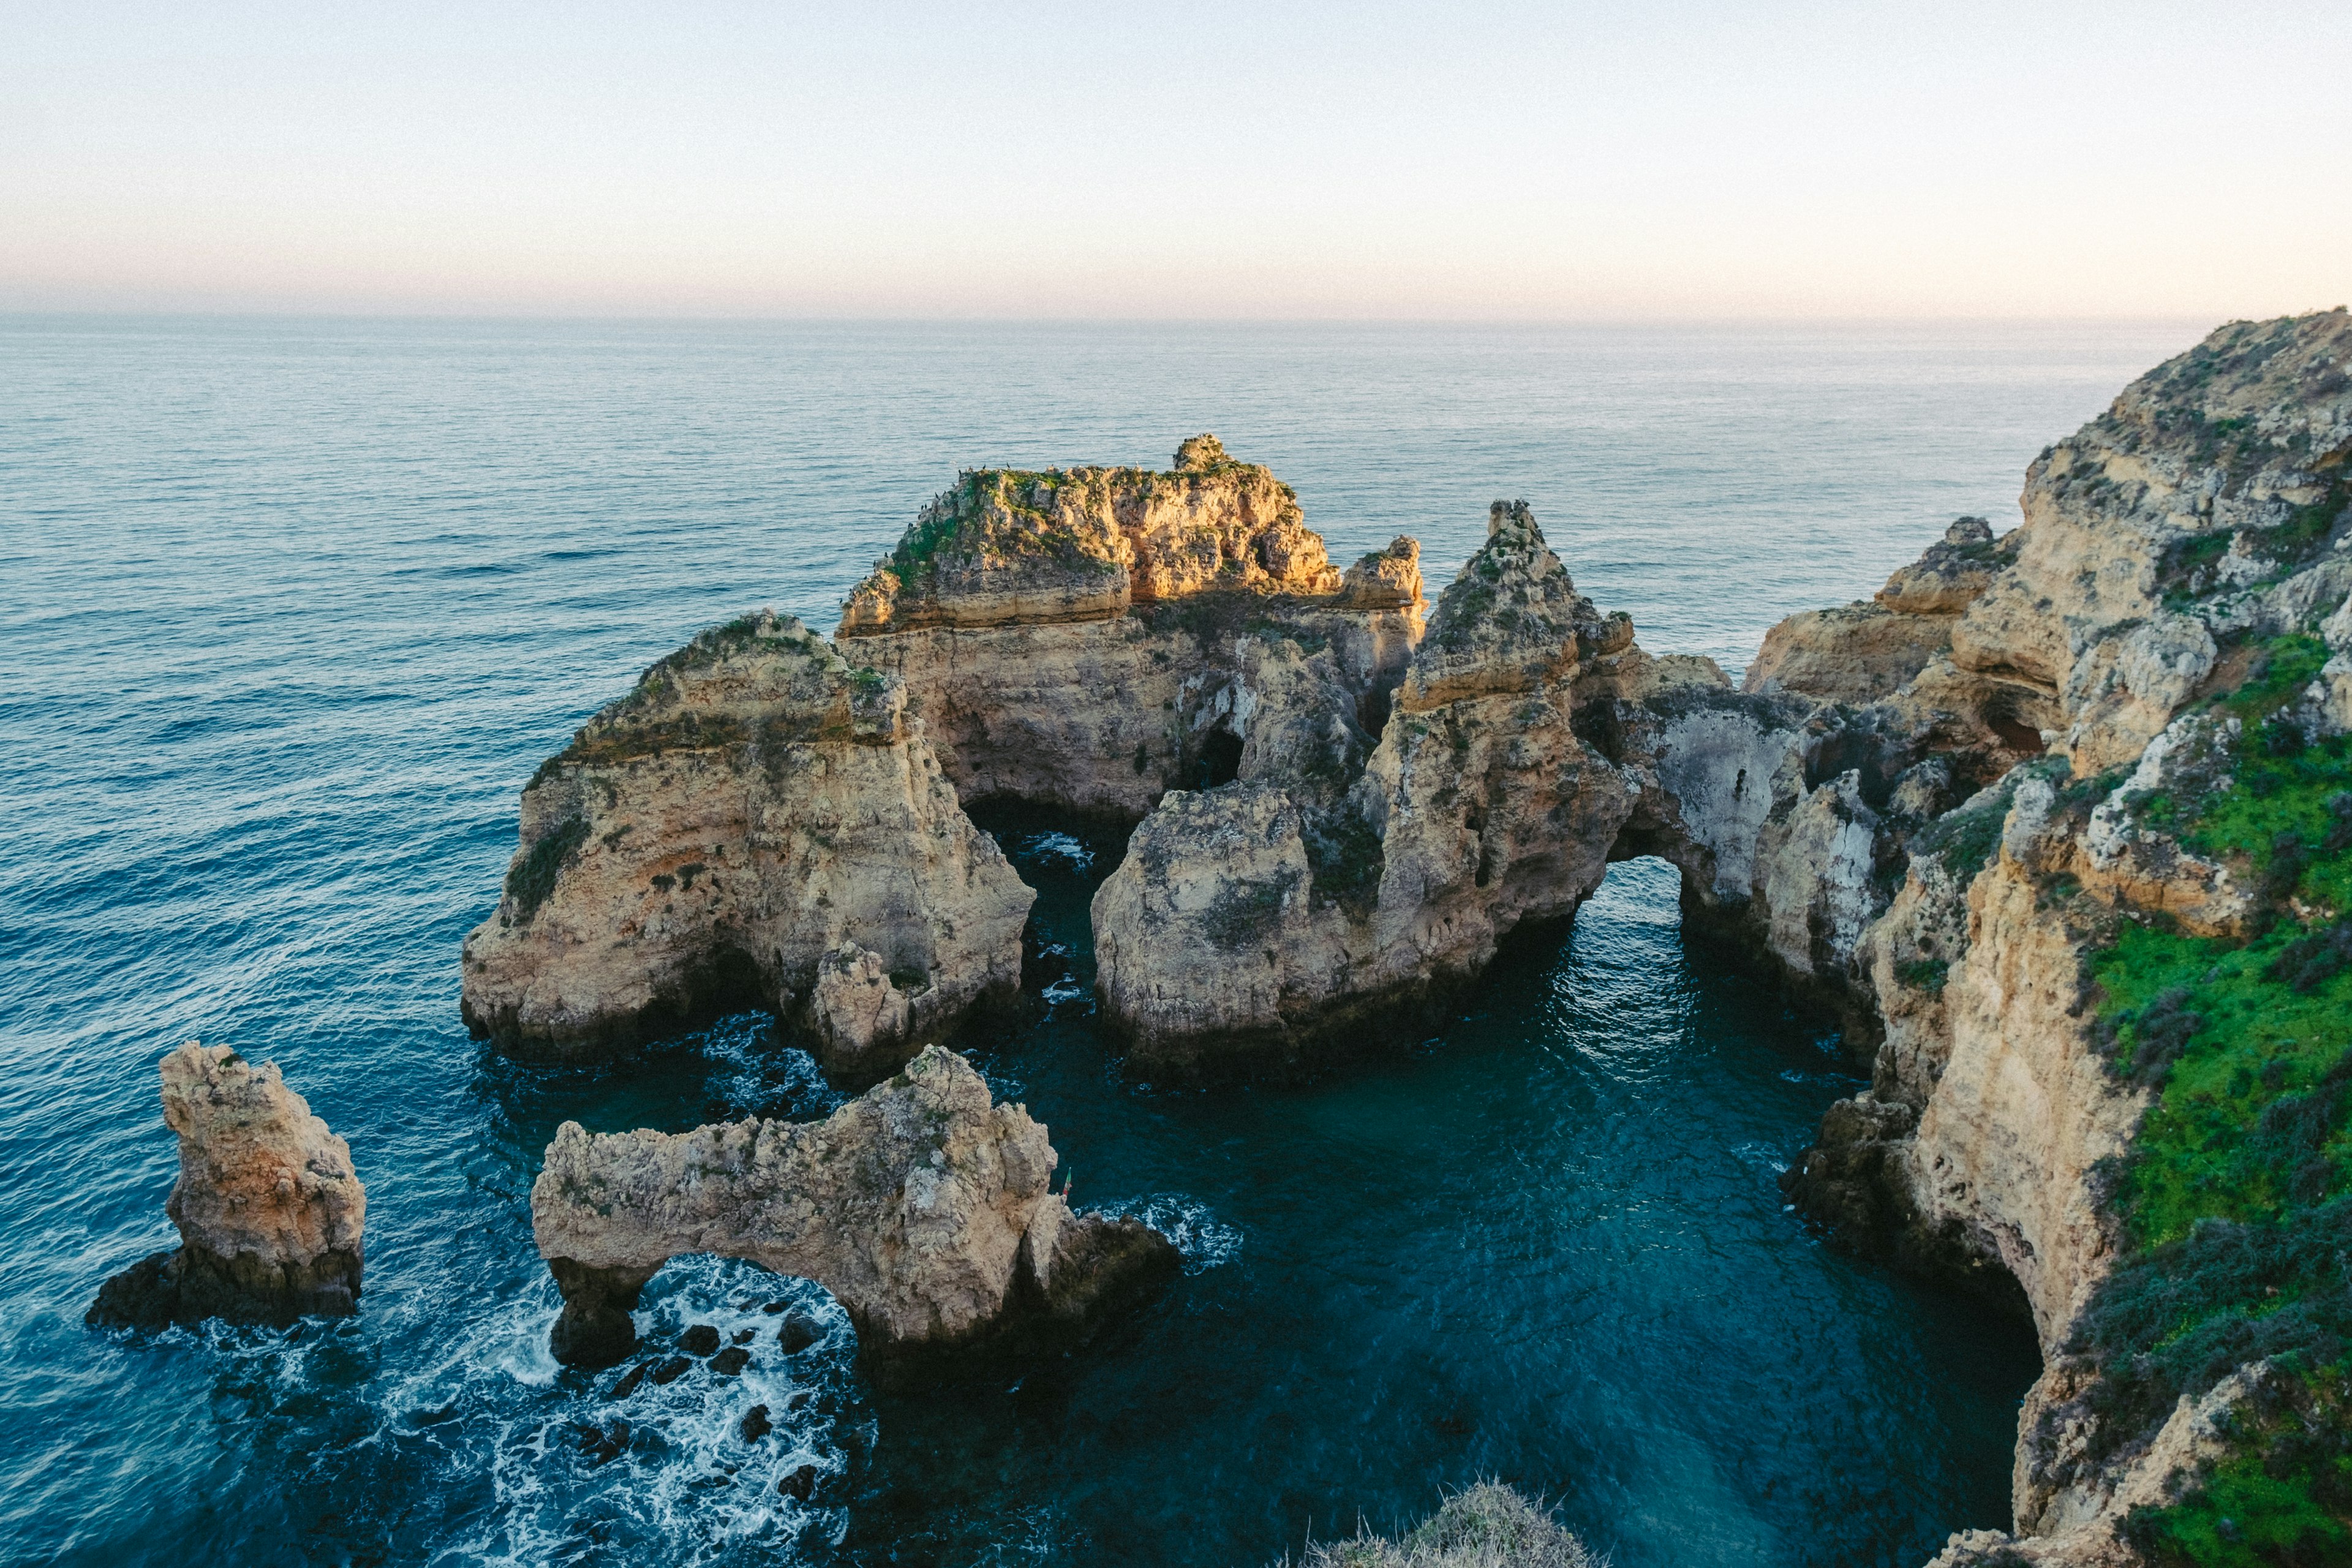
[2,1,2346,319]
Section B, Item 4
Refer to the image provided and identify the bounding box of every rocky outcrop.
[532,1045,1177,1369]
[1744,518,2011,703]
[1779,310,2352,1562]
[461,612,1033,1080]
[838,434,1341,635]
[89,1042,365,1329]
[1955,313,2352,773]
[837,442,1423,820]
[1093,503,1695,1071]
[1086,492,2041,1071]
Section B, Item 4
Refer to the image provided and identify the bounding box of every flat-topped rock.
[837,435,1342,634]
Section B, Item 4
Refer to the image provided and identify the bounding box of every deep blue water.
[0,317,2203,1567]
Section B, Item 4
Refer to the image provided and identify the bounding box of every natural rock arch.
[532,1046,1177,1369]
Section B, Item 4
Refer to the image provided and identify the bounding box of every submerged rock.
[777,1310,824,1354]
[88,1042,366,1330]
[530,1045,1175,1369]
[461,611,1033,1082]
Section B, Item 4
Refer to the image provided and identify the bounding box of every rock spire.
[88,1042,365,1329]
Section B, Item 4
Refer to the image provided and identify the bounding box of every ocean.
[0,316,2203,1566]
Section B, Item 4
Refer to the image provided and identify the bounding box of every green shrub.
[1896,956,1950,995]
[1913,775,2022,879]
[2064,634,2352,1547]
[505,815,589,921]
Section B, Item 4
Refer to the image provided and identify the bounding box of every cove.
[810,809,2041,1567]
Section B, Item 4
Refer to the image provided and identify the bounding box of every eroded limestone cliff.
[1775,309,2352,1563]
[837,441,1423,820]
[1091,500,1769,1072]
[461,612,1033,1080]
[458,334,2352,1555]
[532,1044,1177,1369]
[89,1042,365,1329]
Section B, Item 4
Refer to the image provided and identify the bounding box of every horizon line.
[0,306,2244,329]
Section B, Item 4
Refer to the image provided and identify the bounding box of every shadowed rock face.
[1092,502,1752,1072]
[461,612,1033,1080]
[837,442,1425,821]
[532,1046,1177,1369]
[88,1043,364,1329]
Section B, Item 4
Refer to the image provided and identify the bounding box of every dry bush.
[1282,1482,1602,1568]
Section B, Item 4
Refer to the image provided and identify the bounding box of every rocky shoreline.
[89,312,2352,1563]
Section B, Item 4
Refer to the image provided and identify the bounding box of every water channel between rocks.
[794,810,2042,1567]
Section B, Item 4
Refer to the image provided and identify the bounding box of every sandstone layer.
[461,612,1033,1081]
[532,1044,1177,1368]
[89,1042,365,1329]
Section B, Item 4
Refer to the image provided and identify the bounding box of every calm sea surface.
[0,318,2202,1567]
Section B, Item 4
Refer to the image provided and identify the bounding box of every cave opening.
[1197,728,1243,789]
[960,798,1132,1005]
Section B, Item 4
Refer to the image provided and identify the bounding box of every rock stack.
[532,1045,1177,1370]
[88,1042,365,1329]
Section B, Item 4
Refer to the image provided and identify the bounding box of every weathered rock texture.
[89,1042,365,1329]
[1093,502,1767,1071]
[837,441,1424,820]
[461,612,1033,1080]
[1776,310,2352,1562]
[532,1045,1175,1368]
[1744,516,2013,703]
[838,433,1341,633]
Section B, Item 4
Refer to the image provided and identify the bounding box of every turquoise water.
[0,318,2200,1566]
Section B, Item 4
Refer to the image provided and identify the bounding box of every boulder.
[807,942,916,1082]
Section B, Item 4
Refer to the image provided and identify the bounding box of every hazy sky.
[4,1,2345,318]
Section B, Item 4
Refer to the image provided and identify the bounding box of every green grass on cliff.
[503,815,589,921]
[2068,635,2352,1560]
